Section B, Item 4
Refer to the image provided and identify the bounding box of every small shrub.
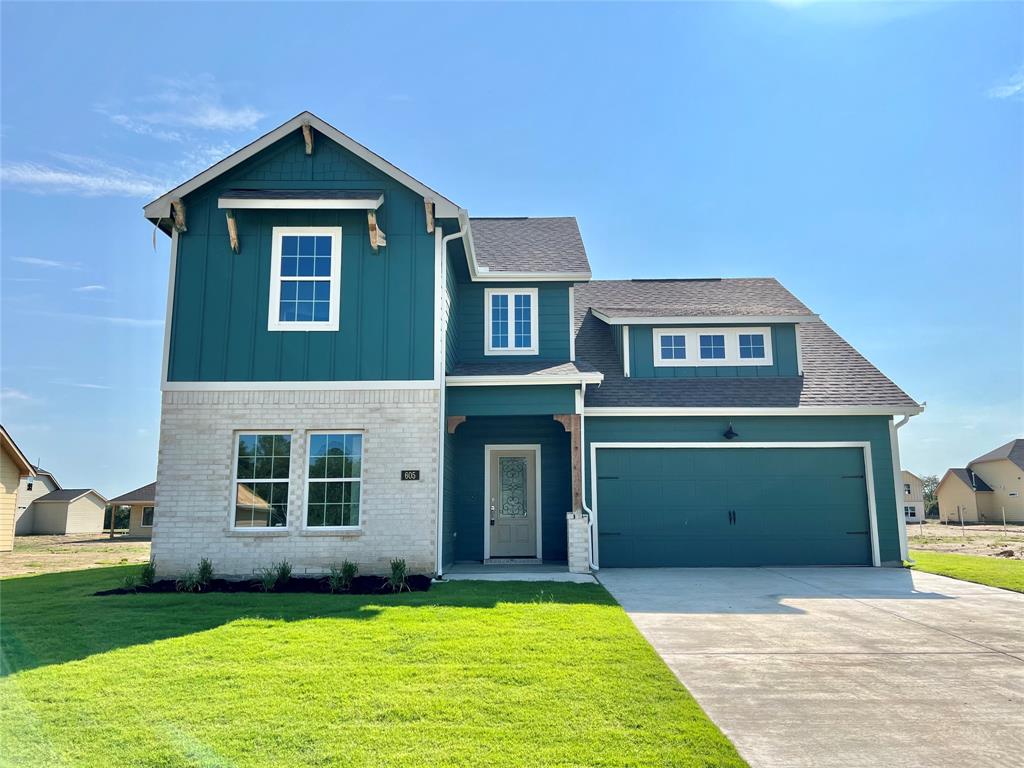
[121,574,138,591]
[257,567,278,593]
[197,557,214,586]
[139,561,156,587]
[176,569,201,593]
[328,560,358,593]
[388,558,410,593]
[274,560,292,585]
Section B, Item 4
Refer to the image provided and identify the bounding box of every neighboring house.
[1,426,34,552]
[15,465,63,534]
[143,112,922,578]
[937,439,1024,524]
[900,470,926,523]
[106,482,156,538]
[28,489,108,534]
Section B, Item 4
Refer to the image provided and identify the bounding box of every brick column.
[555,414,590,573]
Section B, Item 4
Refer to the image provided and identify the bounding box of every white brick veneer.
[153,388,440,578]
[566,512,591,574]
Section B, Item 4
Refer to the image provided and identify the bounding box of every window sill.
[226,529,291,537]
[299,528,363,538]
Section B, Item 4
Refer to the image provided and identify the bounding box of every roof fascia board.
[217,194,383,211]
[144,112,459,221]
[1,429,34,475]
[592,310,819,325]
[584,406,924,417]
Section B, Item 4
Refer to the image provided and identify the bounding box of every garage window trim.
[653,327,775,367]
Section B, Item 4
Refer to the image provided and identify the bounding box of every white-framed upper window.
[232,431,291,529]
[304,432,363,529]
[268,227,342,332]
[141,506,155,527]
[485,287,538,355]
[904,483,912,495]
[653,327,774,367]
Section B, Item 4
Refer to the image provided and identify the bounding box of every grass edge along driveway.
[910,549,1024,593]
[1,566,746,768]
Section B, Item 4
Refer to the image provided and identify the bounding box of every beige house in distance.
[29,489,108,534]
[107,482,156,539]
[937,438,1024,524]
[900,470,926,523]
[15,465,63,534]
[1,426,35,552]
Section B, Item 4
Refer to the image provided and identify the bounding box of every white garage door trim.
[589,441,880,568]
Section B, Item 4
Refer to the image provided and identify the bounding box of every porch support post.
[555,414,590,573]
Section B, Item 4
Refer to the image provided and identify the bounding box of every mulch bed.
[95,574,432,596]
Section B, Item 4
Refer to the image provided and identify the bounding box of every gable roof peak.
[969,438,1024,470]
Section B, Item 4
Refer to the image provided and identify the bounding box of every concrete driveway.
[598,567,1024,768]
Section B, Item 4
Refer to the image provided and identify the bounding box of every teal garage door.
[595,447,872,567]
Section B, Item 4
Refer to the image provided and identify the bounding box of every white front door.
[487,447,539,558]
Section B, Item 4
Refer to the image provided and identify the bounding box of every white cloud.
[99,74,265,139]
[988,67,1024,100]
[1,159,165,197]
[74,284,107,292]
[0,388,35,402]
[51,381,112,390]
[12,256,82,270]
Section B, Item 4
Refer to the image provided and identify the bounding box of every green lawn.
[0,567,744,768]
[910,550,1024,593]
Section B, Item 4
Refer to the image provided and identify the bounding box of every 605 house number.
[401,470,420,481]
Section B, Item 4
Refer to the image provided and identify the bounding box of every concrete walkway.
[598,567,1024,768]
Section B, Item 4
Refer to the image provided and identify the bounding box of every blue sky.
[1,1,1021,494]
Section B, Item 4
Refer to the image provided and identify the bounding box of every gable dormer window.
[654,327,774,367]
[485,287,538,355]
[267,227,342,332]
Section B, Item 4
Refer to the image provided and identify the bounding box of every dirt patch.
[1,535,151,578]
[907,522,1024,559]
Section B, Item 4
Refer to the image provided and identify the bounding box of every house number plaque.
[401,470,420,481]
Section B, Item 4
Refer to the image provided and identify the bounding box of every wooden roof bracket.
[424,198,435,234]
[367,210,387,251]
[225,210,240,253]
[170,198,187,232]
[302,122,314,155]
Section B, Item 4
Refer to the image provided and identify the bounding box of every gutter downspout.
[890,404,924,565]
[579,382,598,571]
[435,223,467,579]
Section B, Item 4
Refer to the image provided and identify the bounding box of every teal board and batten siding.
[167,130,437,382]
[446,385,577,417]
[583,416,901,565]
[454,280,572,364]
[446,417,571,563]
[627,324,799,378]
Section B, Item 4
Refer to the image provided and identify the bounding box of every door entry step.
[484,558,543,565]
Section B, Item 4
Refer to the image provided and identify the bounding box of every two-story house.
[144,112,922,578]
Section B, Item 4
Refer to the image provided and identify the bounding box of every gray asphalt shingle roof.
[948,468,994,492]
[34,489,104,503]
[970,439,1024,471]
[573,279,919,410]
[469,217,591,275]
[583,278,814,319]
[108,482,156,505]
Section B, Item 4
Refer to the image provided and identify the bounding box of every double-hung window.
[485,288,538,355]
[268,227,342,332]
[305,432,363,529]
[654,327,775,367]
[233,433,291,528]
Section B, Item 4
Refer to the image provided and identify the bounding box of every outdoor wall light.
[723,423,739,440]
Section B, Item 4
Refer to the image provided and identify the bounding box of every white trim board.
[483,444,543,561]
[591,310,818,325]
[218,194,383,211]
[588,441,881,568]
[446,373,603,387]
[162,379,440,392]
[584,406,923,417]
[145,111,460,222]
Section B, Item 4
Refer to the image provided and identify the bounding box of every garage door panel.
[596,447,873,567]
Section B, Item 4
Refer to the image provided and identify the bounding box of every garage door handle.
[846,530,868,535]
[599,532,621,537]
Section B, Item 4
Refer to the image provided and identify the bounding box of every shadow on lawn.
[0,566,612,676]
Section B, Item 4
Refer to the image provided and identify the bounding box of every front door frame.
[483,444,543,560]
